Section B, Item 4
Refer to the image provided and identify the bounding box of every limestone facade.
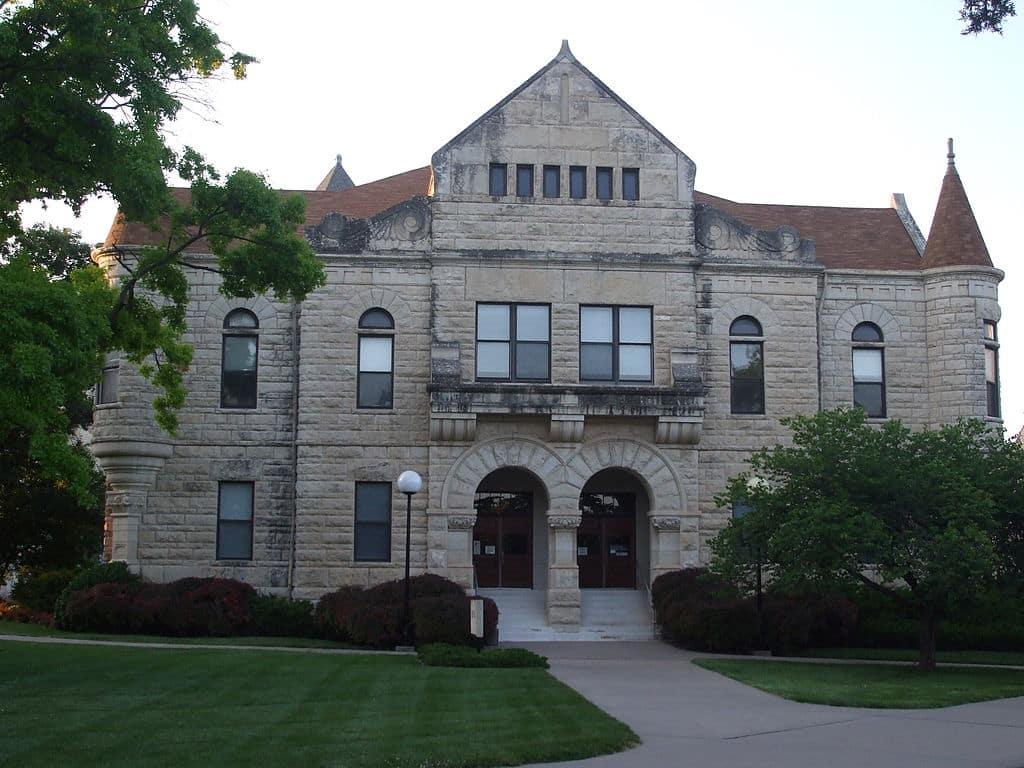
[91,43,1003,631]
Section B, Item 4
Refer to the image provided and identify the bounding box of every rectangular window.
[221,335,258,409]
[516,164,534,197]
[476,303,550,381]
[985,320,999,417]
[730,342,765,414]
[580,305,652,382]
[622,168,640,201]
[217,481,253,560]
[355,482,391,562]
[543,165,560,198]
[853,348,885,418]
[96,360,119,405]
[596,167,613,200]
[358,335,394,409]
[488,163,507,196]
[569,166,587,199]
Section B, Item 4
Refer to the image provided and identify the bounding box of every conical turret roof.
[317,154,355,192]
[922,139,992,269]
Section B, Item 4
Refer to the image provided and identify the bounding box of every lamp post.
[396,470,422,648]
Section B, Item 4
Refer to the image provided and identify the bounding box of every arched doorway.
[472,468,549,589]
[578,469,650,589]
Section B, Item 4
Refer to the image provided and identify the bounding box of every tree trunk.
[918,611,938,672]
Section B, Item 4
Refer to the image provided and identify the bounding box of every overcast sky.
[21,0,1024,433]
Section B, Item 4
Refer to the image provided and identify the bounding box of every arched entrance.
[472,468,549,589]
[578,469,650,589]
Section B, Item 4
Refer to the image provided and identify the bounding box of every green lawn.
[796,647,1024,667]
[694,658,1024,708]
[0,619,350,649]
[0,641,637,768]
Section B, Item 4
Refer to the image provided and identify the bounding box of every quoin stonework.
[91,42,1002,638]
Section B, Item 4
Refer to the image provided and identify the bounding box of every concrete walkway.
[516,642,1024,768]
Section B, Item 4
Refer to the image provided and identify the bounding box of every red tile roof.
[921,157,992,269]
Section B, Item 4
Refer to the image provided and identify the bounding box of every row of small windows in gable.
[489,163,639,201]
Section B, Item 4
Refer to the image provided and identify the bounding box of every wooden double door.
[578,492,636,588]
[473,491,533,588]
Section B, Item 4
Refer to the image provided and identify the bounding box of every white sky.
[21,0,1024,433]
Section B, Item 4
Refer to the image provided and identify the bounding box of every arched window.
[729,316,764,414]
[222,309,259,409]
[358,308,394,408]
[852,322,885,418]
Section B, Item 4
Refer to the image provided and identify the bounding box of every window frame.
[596,166,613,200]
[475,302,551,383]
[488,163,507,197]
[622,168,640,201]
[221,309,260,410]
[515,164,534,198]
[851,322,886,418]
[729,316,765,415]
[216,481,254,561]
[357,308,395,410]
[95,358,119,405]
[569,165,587,199]
[984,320,1000,418]
[578,304,654,383]
[543,165,560,198]
[354,481,392,563]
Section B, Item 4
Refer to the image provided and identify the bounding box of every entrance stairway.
[477,588,655,642]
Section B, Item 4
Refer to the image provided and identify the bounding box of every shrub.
[413,595,471,646]
[250,595,316,638]
[651,568,733,618]
[481,596,499,644]
[61,582,138,633]
[662,597,759,653]
[761,592,857,655]
[54,561,139,629]
[12,568,78,613]
[345,600,404,649]
[418,643,548,668]
[314,586,366,642]
[366,574,466,604]
[0,599,52,626]
[174,578,256,636]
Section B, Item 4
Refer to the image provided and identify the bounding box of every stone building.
[91,42,1002,638]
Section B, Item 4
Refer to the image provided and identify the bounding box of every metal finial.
[336,154,343,165]
[558,40,575,60]
[946,138,955,167]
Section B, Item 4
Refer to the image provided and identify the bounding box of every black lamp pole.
[402,488,413,646]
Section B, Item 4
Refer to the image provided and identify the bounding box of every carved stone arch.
[340,286,413,330]
[441,437,566,517]
[205,294,280,330]
[713,297,781,338]
[835,303,901,342]
[564,439,684,514]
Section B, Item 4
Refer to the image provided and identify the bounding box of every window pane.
[852,322,882,342]
[225,309,258,329]
[596,167,612,200]
[359,337,392,372]
[985,321,997,341]
[854,382,885,418]
[619,307,651,343]
[619,345,652,380]
[515,342,549,380]
[543,165,560,198]
[489,164,506,196]
[355,523,389,561]
[730,316,762,336]
[986,347,997,383]
[477,304,510,341]
[581,343,613,380]
[97,366,118,404]
[852,349,883,382]
[732,501,753,519]
[622,168,639,201]
[219,482,253,521]
[516,165,533,197]
[570,166,586,199]
[358,372,393,408]
[476,342,510,378]
[988,382,1000,418]
[217,520,252,560]
[356,483,391,522]
[359,308,394,329]
[581,306,613,342]
[731,379,764,414]
[516,305,549,341]
[730,342,763,379]
[224,336,257,371]
[222,371,257,409]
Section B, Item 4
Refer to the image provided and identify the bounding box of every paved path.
[516,642,1024,768]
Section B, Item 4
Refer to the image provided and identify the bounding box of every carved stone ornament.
[695,204,812,259]
[650,516,682,531]
[304,212,371,253]
[370,196,431,242]
[447,515,476,530]
[305,195,431,254]
[548,516,582,529]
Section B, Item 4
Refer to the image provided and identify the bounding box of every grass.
[694,657,1024,708]
[0,619,350,649]
[0,641,637,768]
[795,647,1024,667]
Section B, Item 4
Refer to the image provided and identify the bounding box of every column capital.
[547,515,582,530]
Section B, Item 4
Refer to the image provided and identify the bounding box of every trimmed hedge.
[250,595,316,638]
[418,643,548,668]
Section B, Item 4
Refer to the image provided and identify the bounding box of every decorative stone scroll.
[305,195,431,253]
[446,515,476,530]
[547,515,582,530]
[370,196,431,243]
[695,205,815,262]
[650,516,682,530]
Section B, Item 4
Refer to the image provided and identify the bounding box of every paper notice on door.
[577,546,588,556]
[473,540,481,555]
[484,545,496,555]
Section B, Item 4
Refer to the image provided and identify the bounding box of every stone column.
[546,514,582,631]
[649,513,683,583]
[446,514,476,590]
[90,440,173,573]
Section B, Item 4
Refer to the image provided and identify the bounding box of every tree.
[711,408,1024,671]
[0,2,326,570]
[960,0,1016,34]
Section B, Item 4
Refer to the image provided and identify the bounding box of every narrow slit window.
[489,163,507,196]
[543,165,560,198]
[984,320,1000,417]
[516,164,534,197]
[570,166,586,199]
[622,168,639,200]
[355,482,391,562]
[596,167,613,200]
